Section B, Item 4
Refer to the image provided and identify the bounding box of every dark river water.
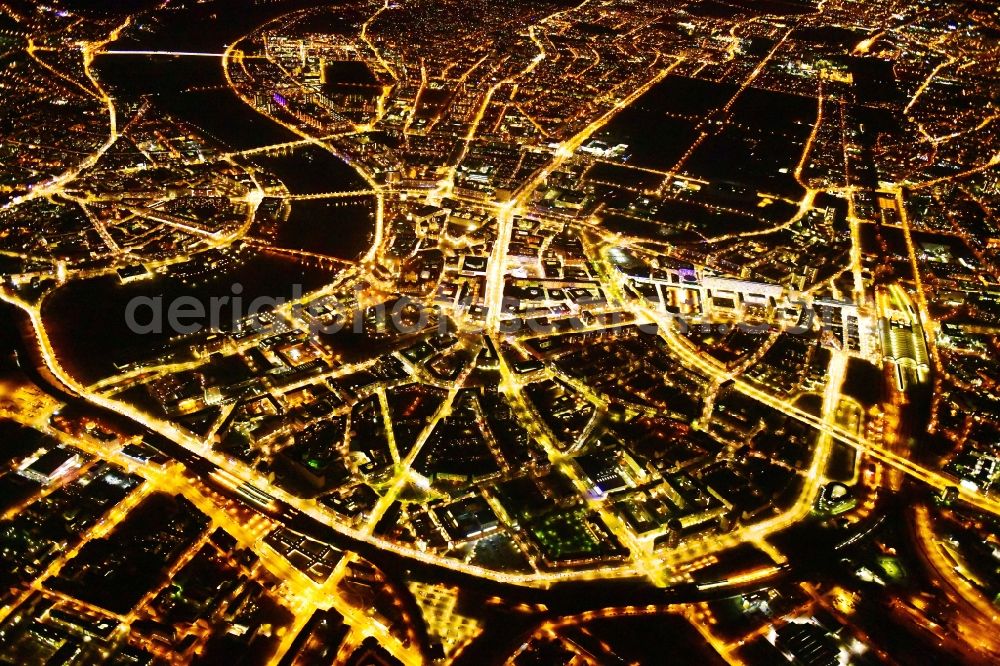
[43,248,338,383]
[45,2,376,382]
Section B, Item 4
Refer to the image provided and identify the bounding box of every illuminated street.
[0,0,998,664]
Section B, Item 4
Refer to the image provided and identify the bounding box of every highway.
[0,340,830,615]
[644,308,1000,517]
[1,0,998,662]
[6,0,997,609]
